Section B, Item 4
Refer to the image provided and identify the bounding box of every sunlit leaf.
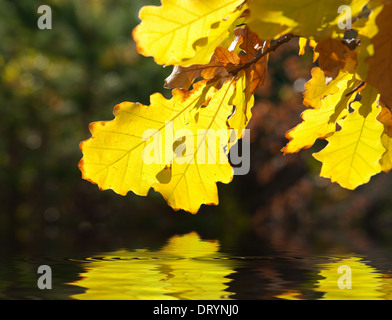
[247,0,369,40]
[303,67,353,109]
[132,0,246,66]
[228,70,254,136]
[153,80,237,213]
[79,81,211,198]
[313,85,385,190]
[283,68,356,154]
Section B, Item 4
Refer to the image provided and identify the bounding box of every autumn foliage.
[79,0,392,213]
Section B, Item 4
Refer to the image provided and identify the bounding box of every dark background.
[1,0,392,262]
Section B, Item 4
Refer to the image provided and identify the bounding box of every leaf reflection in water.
[277,255,392,300]
[69,232,240,300]
[316,256,388,300]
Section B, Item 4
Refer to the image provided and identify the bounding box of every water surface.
[2,231,392,300]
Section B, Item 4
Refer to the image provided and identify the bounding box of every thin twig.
[345,81,366,97]
[229,33,295,76]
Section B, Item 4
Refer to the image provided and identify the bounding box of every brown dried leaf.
[234,25,262,62]
[164,46,240,90]
[315,39,349,80]
[234,26,269,93]
[250,53,269,94]
[377,105,392,137]
[366,2,392,108]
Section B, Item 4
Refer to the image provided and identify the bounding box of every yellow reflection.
[69,232,239,300]
[276,255,392,300]
[379,275,392,300]
[316,256,385,300]
[275,290,303,300]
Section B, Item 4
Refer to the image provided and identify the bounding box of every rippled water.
[1,231,392,300]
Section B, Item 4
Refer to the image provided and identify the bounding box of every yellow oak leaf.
[81,19,272,213]
[303,67,354,109]
[365,1,392,107]
[313,85,385,190]
[79,81,212,198]
[132,0,246,67]
[228,70,254,136]
[248,0,369,40]
[153,80,237,213]
[283,70,356,154]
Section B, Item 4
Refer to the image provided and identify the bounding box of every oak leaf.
[313,85,385,190]
[229,70,255,136]
[153,80,237,213]
[283,68,357,154]
[79,81,212,198]
[132,0,246,66]
[314,38,357,80]
[80,79,243,213]
[247,0,369,40]
[164,46,240,90]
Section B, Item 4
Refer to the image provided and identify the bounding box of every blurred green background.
[1,0,392,261]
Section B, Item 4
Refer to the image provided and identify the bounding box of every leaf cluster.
[79,0,392,213]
